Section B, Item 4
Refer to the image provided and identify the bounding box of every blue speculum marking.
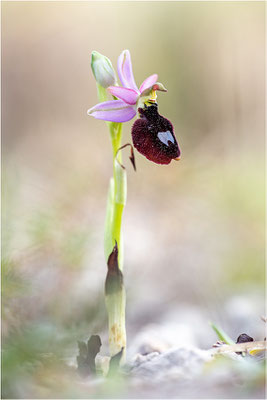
[157,130,175,146]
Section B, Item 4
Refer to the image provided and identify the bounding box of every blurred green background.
[2,1,265,398]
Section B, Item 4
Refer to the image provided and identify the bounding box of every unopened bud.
[91,51,116,88]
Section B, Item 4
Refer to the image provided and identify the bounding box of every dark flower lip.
[131,103,181,165]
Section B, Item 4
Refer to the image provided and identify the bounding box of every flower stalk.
[91,54,127,358]
[105,119,127,359]
[102,118,127,270]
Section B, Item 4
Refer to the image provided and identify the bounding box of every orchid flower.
[88,50,181,165]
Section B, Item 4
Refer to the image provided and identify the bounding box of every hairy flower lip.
[131,103,181,165]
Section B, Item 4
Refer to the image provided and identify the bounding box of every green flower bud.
[91,51,116,88]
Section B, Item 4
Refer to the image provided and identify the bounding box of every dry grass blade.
[210,340,266,356]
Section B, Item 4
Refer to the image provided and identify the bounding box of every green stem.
[106,123,127,359]
[97,83,127,358]
[109,123,126,270]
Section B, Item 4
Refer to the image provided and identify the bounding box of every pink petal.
[139,74,158,94]
[117,50,139,91]
[107,86,139,105]
[87,100,136,123]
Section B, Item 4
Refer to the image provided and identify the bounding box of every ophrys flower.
[88,50,181,165]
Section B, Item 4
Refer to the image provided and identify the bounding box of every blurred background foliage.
[2,1,265,398]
